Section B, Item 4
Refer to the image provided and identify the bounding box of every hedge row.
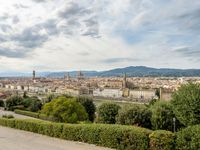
[14,109,54,121]
[14,109,39,118]
[0,118,176,150]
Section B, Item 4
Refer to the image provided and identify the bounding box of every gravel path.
[0,126,113,150]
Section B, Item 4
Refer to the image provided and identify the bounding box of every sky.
[0,0,200,72]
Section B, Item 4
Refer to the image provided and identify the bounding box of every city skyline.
[0,0,200,72]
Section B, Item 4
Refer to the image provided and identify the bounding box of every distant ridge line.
[1,66,200,77]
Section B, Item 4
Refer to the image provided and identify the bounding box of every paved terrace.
[0,126,113,150]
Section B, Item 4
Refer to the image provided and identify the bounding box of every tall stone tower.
[33,70,36,80]
[122,73,127,89]
[64,72,70,80]
[77,71,84,80]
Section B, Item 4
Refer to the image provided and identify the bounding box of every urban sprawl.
[0,70,200,102]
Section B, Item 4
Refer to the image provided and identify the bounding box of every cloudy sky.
[0,0,200,72]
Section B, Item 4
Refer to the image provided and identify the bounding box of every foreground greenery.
[172,83,200,126]
[6,95,42,112]
[3,83,200,149]
[0,118,176,150]
[41,96,88,123]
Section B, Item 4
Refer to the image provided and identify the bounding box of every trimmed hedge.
[14,109,53,121]
[0,118,177,150]
[14,109,39,118]
[149,130,175,150]
[176,125,200,150]
[0,118,152,150]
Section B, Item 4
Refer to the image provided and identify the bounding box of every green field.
[93,98,144,108]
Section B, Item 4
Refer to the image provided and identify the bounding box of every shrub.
[176,125,200,150]
[2,114,14,119]
[0,118,152,150]
[61,123,151,150]
[0,118,15,128]
[150,101,182,131]
[23,97,42,112]
[38,114,55,121]
[41,96,88,123]
[149,130,175,150]
[14,109,39,118]
[0,99,4,107]
[6,95,23,111]
[171,83,200,126]
[117,104,152,128]
[97,103,121,124]
[76,96,96,122]
[46,94,57,102]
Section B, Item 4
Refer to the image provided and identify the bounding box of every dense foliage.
[6,95,23,111]
[76,96,96,122]
[41,96,88,123]
[2,114,14,119]
[0,118,153,150]
[171,83,200,126]
[149,130,175,150]
[0,99,4,107]
[117,104,152,128]
[14,109,39,118]
[176,125,200,150]
[6,95,42,112]
[23,96,42,112]
[150,101,182,131]
[97,103,121,124]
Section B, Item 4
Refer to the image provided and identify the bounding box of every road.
[0,126,113,150]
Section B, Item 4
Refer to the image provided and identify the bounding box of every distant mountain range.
[1,66,200,77]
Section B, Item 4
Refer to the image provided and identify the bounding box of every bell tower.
[33,70,36,80]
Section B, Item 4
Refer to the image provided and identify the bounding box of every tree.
[23,96,42,112]
[117,104,152,128]
[41,96,88,123]
[76,96,96,122]
[171,83,200,126]
[23,91,28,98]
[155,88,160,99]
[0,100,4,107]
[6,95,23,110]
[46,94,56,102]
[97,103,121,124]
[150,100,183,131]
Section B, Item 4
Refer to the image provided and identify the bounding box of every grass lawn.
[93,98,145,108]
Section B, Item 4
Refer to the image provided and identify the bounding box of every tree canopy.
[172,83,200,126]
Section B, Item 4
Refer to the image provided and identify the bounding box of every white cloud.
[0,0,199,72]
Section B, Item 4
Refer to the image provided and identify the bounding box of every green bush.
[172,83,200,126]
[6,95,23,111]
[61,123,151,150]
[149,130,175,150]
[46,94,57,102]
[76,96,96,122]
[23,97,42,112]
[38,114,55,121]
[150,101,182,131]
[0,118,152,150]
[41,96,88,123]
[97,103,121,124]
[14,109,39,118]
[2,114,14,119]
[176,125,200,150]
[117,104,152,128]
[0,118,15,128]
[0,99,4,107]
